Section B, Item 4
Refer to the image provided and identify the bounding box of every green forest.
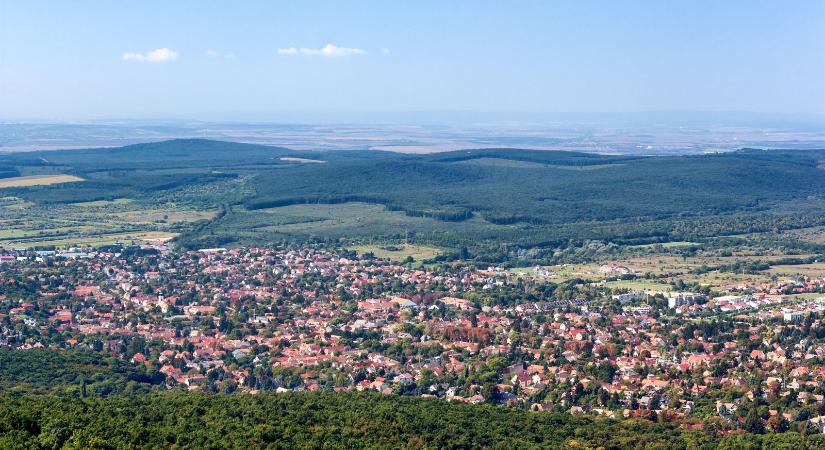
[3,139,825,261]
[3,392,825,449]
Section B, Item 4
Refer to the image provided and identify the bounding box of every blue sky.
[1,1,823,120]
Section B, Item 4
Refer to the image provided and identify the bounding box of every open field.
[614,254,810,290]
[768,262,825,278]
[202,202,520,247]
[351,243,444,262]
[114,209,217,224]
[600,279,672,291]
[629,241,701,249]
[71,198,133,207]
[783,225,825,244]
[0,192,215,249]
[0,231,178,249]
[788,293,825,301]
[0,174,84,188]
[279,157,326,164]
[0,225,102,240]
[509,251,823,292]
[456,158,623,171]
[508,263,631,282]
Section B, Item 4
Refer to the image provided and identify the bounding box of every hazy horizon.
[5,109,824,142]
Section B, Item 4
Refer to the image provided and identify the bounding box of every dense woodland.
[3,391,825,449]
[3,140,825,262]
[0,349,164,396]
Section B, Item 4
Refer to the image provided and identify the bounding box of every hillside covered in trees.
[3,392,825,449]
[3,140,825,261]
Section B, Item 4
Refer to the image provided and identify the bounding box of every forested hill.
[2,392,824,449]
[3,139,825,257]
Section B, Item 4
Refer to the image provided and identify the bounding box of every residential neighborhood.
[2,244,825,435]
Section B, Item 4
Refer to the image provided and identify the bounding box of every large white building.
[665,292,705,309]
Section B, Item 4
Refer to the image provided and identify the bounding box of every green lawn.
[71,198,134,207]
[601,280,672,291]
[629,241,702,249]
[351,243,444,262]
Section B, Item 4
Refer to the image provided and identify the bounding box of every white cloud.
[122,48,179,63]
[312,43,366,57]
[206,50,234,59]
[381,48,390,55]
[278,43,366,58]
[277,47,299,55]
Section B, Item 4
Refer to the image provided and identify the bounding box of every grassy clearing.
[204,202,522,251]
[1,231,178,249]
[0,226,101,239]
[548,163,626,171]
[248,202,498,239]
[0,175,85,188]
[508,252,817,292]
[457,158,623,171]
[351,244,443,262]
[115,209,217,224]
[768,262,825,278]
[600,279,672,291]
[457,158,549,169]
[788,293,825,301]
[0,196,33,210]
[1,196,213,250]
[509,262,630,281]
[782,225,825,244]
[72,198,133,207]
[629,241,702,249]
[279,157,326,164]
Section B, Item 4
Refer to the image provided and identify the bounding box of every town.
[2,243,825,435]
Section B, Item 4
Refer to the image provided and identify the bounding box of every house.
[716,400,737,417]
[394,373,415,384]
[809,416,825,434]
[392,297,418,309]
[439,297,474,311]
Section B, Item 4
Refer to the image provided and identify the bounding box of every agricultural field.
[0,174,83,188]
[71,198,133,207]
[351,243,444,262]
[114,208,217,224]
[600,279,673,291]
[768,262,825,278]
[508,250,825,293]
[279,157,326,164]
[457,157,623,171]
[9,231,179,248]
[184,201,526,250]
[628,241,701,249]
[0,193,213,249]
[783,225,825,244]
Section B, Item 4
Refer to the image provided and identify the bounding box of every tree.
[767,414,789,433]
[745,407,765,434]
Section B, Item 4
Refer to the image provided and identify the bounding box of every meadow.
[0,194,211,249]
[351,243,444,262]
[0,174,84,188]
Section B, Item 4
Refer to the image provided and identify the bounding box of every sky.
[1,1,824,120]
